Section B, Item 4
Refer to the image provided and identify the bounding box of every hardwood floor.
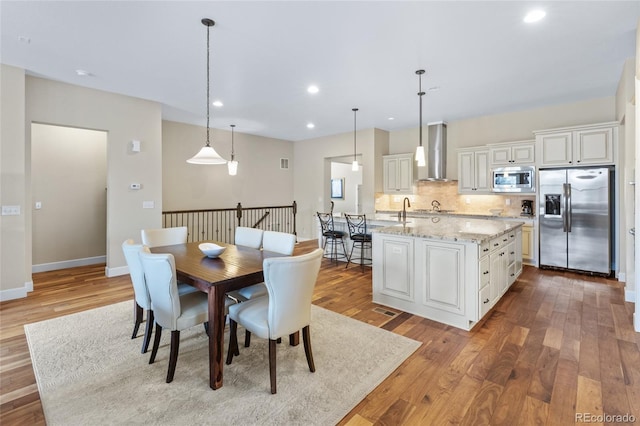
[1,240,638,425]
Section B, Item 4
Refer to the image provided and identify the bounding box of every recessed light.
[75,69,92,77]
[306,123,315,129]
[307,85,319,94]
[212,100,223,107]
[388,117,395,121]
[524,9,546,23]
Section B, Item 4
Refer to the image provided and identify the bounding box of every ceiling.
[1,1,638,142]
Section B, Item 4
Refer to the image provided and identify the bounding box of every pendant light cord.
[352,108,358,161]
[417,70,425,148]
[205,22,211,147]
[230,124,235,160]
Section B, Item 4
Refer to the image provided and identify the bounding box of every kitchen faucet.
[401,197,411,222]
[431,200,441,212]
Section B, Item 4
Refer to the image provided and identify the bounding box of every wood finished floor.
[1,240,638,425]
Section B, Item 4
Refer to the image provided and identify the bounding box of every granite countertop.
[375,209,535,221]
[372,216,524,244]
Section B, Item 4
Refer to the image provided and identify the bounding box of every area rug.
[25,301,421,425]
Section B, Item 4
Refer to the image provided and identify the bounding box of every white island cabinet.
[372,217,523,331]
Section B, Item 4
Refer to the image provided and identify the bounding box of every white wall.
[25,76,163,278]
[330,161,362,214]
[0,65,29,299]
[31,124,107,267]
[162,120,294,210]
[293,128,385,240]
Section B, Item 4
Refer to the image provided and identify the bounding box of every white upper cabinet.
[535,122,617,167]
[489,141,535,166]
[458,148,490,194]
[383,153,415,194]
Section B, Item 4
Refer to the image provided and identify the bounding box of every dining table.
[151,240,291,390]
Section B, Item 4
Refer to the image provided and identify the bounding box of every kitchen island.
[372,216,523,331]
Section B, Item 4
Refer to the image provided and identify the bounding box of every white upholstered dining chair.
[139,248,235,383]
[234,226,264,250]
[141,226,188,247]
[225,248,323,394]
[122,240,204,354]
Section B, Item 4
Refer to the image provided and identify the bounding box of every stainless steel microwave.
[491,166,535,193]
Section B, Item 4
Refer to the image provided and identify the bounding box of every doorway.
[327,155,363,215]
[31,123,107,272]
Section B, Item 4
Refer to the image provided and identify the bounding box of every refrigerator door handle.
[566,183,572,232]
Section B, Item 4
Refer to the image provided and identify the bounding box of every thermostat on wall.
[130,183,141,190]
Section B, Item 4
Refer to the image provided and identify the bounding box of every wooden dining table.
[151,240,284,390]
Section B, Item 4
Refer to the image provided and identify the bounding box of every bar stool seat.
[316,212,347,264]
[344,213,372,271]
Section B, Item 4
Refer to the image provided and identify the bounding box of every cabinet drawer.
[479,285,491,318]
[490,235,507,251]
[480,240,491,256]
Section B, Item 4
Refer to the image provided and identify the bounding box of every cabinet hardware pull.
[503,238,507,242]
[510,251,515,255]
[484,298,490,304]
[493,243,499,247]
[483,248,489,252]
[483,271,489,275]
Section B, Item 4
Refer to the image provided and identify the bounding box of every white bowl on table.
[199,243,226,258]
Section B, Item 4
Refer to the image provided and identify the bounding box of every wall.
[162,120,294,210]
[330,161,362,214]
[0,65,29,299]
[31,124,107,268]
[293,128,384,240]
[25,76,163,279]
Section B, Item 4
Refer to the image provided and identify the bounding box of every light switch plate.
[142,201,154,209]
[1,205,21,215]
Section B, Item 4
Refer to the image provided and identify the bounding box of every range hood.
[417,122,453,181]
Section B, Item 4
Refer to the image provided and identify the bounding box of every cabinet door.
[474,150,491,191]
[537,132,572,166]
[458,151,476,192]
[383,157,398,193]
[573,127,614,165]
[521,225,533,262]
[511,143,535,164]
[507,240,517,286]
[376,236,414,301]
[397,155,414,192]
[419,241,465,315]
[489,252,502,304]
[490,146,512,166]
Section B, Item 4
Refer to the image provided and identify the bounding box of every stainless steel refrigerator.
[539,167,612,274]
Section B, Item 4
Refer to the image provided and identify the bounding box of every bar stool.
[316,212,347,264]
[344,213,372,271]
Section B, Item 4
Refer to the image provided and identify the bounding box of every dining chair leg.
[166,330,180,383]
[141,310,154,354]
[226,319,238,365]
[149,322,162,364]
[360,242,365,272]
[269,339,277,394]
[302,325,316,372]
[132,301,143,339]
[244,330,251,348]
[203,322,209,336]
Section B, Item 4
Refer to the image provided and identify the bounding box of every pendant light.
[415,69,426,167]
[187,18,226,165]
[227,124,238,175]
[351,108,359,171]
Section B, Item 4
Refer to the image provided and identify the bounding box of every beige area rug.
[25,301,421,425]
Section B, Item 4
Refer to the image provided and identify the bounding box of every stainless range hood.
[418,122,453,181]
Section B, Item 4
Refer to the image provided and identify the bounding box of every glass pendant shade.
[352,160,359,171]
[415,145,426,167]
[228,159,238,175]
[187,145,227,164]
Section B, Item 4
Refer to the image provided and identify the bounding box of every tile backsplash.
[374,181,535,217]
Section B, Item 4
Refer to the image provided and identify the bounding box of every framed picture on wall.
[331,178,344,199]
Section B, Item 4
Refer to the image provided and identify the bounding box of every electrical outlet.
[505,198,511,206]
[465,198,471,205]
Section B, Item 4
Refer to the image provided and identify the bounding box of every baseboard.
[0,281,32,301]
[618,272,626,282]
[635,313,639,333]
[32,256,106,273]
[625,289,635,303]
[106,265,129,278]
